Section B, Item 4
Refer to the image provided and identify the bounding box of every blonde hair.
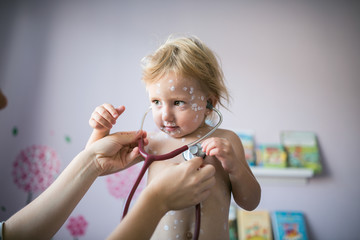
[141,35,230,108]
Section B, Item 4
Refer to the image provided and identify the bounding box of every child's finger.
[92,111,114,129]
[95,105,116,125]
[116,105,126,116]
[102,103,120,119]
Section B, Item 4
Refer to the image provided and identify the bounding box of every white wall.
[1,0,359,239]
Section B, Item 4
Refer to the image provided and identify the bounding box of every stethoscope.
[122,102,223,240]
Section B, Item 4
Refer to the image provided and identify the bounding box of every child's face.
[147,73,208,138]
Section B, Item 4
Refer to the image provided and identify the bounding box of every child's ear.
[206,97,217,109]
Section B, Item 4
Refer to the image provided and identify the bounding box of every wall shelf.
[250,166,314,184]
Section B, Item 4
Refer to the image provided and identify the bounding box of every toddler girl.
[88,35,261,240]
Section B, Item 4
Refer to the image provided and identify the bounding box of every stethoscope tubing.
[122,105,223,240]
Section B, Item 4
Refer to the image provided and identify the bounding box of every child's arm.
[201,130,261,211]
[86,104,125,148]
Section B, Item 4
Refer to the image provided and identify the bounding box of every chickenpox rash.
[189,87,194,94]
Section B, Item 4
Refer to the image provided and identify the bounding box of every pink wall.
[1,1,359,239]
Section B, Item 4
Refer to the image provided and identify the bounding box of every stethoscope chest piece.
[182,143,206,161]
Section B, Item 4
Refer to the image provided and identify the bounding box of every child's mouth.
[163,126,178,132]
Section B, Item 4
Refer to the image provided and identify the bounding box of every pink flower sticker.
[12,145,61,203]
[67,215,88,238]
[106,164,146,199]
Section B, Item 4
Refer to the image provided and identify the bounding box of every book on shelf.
[236,130,256,166]
[256,144,287,168]
[281,131,321,174]
[229,203,238,240]
[237,209,273,240]
[271,211,309,240]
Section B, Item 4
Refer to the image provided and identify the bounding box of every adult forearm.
[107,188,167,240]
[4,150,98,240]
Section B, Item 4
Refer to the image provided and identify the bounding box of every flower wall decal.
[12,145,61,204]
[67,215,88,239]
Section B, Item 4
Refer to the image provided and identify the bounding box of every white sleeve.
[0,221,4,240]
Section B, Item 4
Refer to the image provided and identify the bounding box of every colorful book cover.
[281,131,321,174]
[256,144,287,168]
[236,131,256,166]
[271,211,309,240]
[229,204,238,240]
[237,209,273,240]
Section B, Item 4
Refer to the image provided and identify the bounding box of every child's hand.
[89,104,125,133]
[201,137,239,174]
[86,104,126,148]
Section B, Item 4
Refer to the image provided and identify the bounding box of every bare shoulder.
[214,129,243,145]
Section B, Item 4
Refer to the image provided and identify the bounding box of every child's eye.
[152,100,161,106]
[174,101,185,106]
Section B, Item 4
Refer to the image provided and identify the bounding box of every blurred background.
[0,0,359,239]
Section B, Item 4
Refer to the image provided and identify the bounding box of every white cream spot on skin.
[164,225,169,231]
[170,211,175,215]
[176,234,180,239]
[169,79,173,83]
[191,103,198,111]
[183,87,188,91]
[170,86,175,91]
[182,138,185,142]
[191,95,195,101]
[189,87,194,94]
[156,83,161,87]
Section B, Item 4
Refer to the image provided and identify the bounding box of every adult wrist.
[142,184,169,215]
[75,149,102,177]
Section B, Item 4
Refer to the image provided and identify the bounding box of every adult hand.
[87,130,148,176]
[148,157,216,211]
[107,157,216,240]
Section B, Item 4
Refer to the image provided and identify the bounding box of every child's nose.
[162,106,174,121]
